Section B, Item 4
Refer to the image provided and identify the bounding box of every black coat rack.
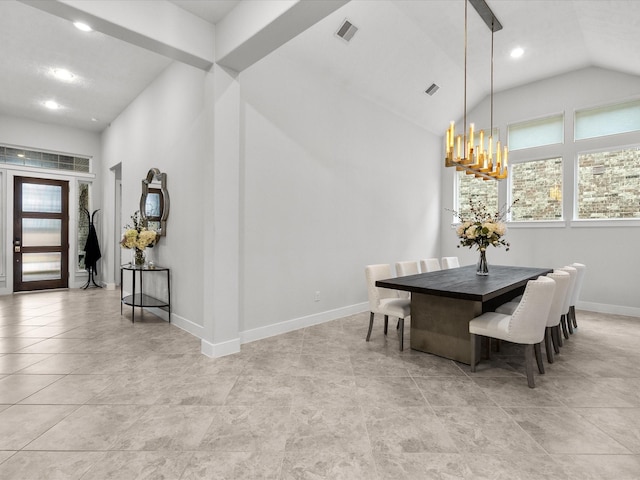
[82,209,102,289]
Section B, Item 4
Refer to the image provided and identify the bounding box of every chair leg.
[396,319,400,330]
[366,312,374,341]
[470,333,480,372]
[384,315,389,335]
[398,318,404,351]
[534,342,545,374]
[545,327,554,363]
[561,314,569,339]
[551,325,561,353]
[555,324,563,348]
[567,311,574,334]
[524,344,535,388]
[570,305,578,329]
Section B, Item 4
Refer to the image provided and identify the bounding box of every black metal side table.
[120,264,171,323]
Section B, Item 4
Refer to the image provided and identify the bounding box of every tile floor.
[1,288,640,479]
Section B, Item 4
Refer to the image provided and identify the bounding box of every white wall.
[239,50,441,334]
[101,61,213,332]
[0,114,101,292]
[440,67,640,316]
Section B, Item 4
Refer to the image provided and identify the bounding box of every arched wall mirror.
[140,168,170,237]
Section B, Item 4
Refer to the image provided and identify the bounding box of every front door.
[13,177,69,292]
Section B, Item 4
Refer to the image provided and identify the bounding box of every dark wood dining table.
[376,265,552,364]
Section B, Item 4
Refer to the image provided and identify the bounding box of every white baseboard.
[170,312,205,338]
[240,302,368,345]
[201,337,241,357]
[578,301,640,318]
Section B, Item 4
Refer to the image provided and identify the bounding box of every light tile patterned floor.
[1,288,640,479]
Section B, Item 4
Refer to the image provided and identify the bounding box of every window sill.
[507,221,566,228]
[570,219,640,228]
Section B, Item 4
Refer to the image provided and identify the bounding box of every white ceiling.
[274,0,640,134]
[0,1,173,133]
[1,0,639,135]
[169,0,240,24]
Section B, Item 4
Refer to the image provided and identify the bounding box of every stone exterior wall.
[578,148,640,219]
[511,158,563,221]
[457,172,498,219]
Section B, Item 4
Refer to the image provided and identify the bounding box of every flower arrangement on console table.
[120,211,157,267]
[453,199,518,276]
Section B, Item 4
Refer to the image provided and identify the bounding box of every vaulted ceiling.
[1,0,639,135]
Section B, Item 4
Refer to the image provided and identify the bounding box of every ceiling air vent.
[425,83,440,96]
[336,19,358,43]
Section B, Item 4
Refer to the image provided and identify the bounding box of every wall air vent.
[425,83,440,96]
[336,19,358,43]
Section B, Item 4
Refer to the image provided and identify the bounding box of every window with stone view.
[578,148,640,219]
[456,171,498,220]
[510,158,563,221]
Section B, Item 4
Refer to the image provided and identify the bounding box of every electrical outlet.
[315,291,321,302]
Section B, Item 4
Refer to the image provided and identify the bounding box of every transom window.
[0,146,90,173]
[508,115,563,151]
[575,99,640,141]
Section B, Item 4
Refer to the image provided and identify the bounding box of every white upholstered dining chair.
[569,263,586,330]
[395,261,420,299]
[365,264,410,351]
[420,258,441,272]
[557,266,577,339]
[496,270,570,364]
[469,276,556,388]
[441,256,460,269]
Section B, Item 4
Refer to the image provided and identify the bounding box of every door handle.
[14,240,20,253]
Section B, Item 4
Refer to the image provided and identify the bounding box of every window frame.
[507,156,565,224]
[574,98,640,142]
[507,113,564,151]
[453,169,500,224]
[571,143,640,227]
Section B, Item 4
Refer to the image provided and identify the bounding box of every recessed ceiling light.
[44,100,60,110]
[17,153,25,158]
[51,68,75,82]
[510,47,524,58]
[91,117,98,122]
[73,21,92,32]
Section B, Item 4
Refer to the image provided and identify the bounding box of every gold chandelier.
[445,0,508,181]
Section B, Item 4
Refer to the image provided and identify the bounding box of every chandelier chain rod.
[463,0,468,152]
[490,22,494,138]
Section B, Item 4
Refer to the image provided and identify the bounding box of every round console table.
[120,264,171,323]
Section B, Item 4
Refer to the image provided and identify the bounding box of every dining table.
[376,264,552,364]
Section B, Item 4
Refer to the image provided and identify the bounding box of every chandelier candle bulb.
[446,130,450,158]
[450,121,455,147]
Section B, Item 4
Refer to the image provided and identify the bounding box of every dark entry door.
[13,177,69,292]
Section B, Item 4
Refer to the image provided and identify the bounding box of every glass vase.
[133,248,146,267]
[476,249,489,276]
